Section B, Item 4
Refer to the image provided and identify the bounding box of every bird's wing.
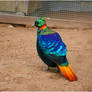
[38,32,67,64]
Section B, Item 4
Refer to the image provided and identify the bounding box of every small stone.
[43,67,49,71]
[8,25,14,28]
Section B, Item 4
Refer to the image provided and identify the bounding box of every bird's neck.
[39,24,47,30]
[37,24,55,35]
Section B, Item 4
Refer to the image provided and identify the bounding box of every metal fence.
[0,1,92,22]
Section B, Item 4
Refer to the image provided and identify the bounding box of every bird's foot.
[57,67,60,73]
[43,67,49,71]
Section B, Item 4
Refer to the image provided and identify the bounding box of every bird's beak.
[32,23,35,27]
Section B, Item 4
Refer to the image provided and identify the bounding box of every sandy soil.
[0,23,92,91]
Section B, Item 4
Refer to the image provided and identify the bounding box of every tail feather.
[58,64,78,81]
[68,64,77,80]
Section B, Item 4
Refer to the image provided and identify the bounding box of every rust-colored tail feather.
[58,64,78,81]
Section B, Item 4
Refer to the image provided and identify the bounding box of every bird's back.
[37,28,67,65]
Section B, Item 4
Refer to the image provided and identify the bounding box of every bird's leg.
[43,66,59,73]
[43,66,49,71]
[57,66,60,72]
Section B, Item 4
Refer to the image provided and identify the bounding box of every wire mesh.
[0,1,92,23]
[28,1,92,23]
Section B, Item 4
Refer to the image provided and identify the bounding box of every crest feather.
[42,17,46,21]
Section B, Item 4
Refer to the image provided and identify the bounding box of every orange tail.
[58,64,78,81]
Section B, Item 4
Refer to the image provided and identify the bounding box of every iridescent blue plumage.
[37,32,68,66]
[38,32,67,56]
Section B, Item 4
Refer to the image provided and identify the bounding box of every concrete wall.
[0,1,26,13]
[0,1,15,12]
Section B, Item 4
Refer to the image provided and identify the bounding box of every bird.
[34,17,78,81]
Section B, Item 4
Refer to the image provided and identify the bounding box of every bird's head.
[34,17,46,28]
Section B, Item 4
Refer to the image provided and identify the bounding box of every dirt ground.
[0,23,92,91]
